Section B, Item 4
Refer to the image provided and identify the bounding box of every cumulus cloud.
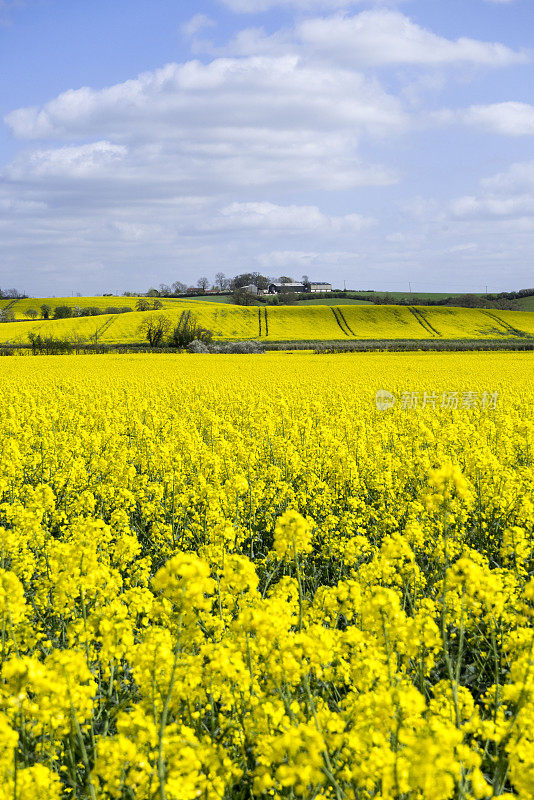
[451,161,534,220]
[296,10,527,67]
[448,102,534,135]
[215,10,527,67]
[203,201,375,232]
[4,56,404,195]
[5,56,406,142]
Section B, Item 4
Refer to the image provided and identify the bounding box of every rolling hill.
[1,300,534,345]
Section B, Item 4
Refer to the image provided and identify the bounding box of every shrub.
[27,333,73,354]
[187,339,211,354]
[218,340,265,354]
[53,305,73,319]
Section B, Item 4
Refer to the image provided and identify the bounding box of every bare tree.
[215,272,229,291]
[171,281,187,295]
[197,276,210,292]
[138,314,172,347]
[24,308,39,320]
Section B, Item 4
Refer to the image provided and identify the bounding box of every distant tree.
[78,306,102,316]
[135,299,151,311]
[301,274,310,285]
[232,289,256,306]
[372,293,395,305]
[491,298,518,311]
[278,276,294,284]
[40,304,52,320]
[24,308,39,320]
[53,305,73,319]
[215,272,229,291]
[450,294,485,309]
[138,314,172,347]
[230,272,270,291]
[146,288,160,297]
[197,276,210,292]
[169,311,213,348]
[0,309,14,323]
[159,284,171,296]
[171,281,187,295]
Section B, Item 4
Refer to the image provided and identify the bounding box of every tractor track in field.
[336,307,355,336]
[330,307,350,336]
[408,307,440,337]
[480,309,530,338]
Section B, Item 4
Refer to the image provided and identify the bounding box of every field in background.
[0,295,184,319]
[1,300,534,345]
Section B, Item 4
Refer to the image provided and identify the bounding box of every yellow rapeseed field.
[0,351,533,799]
[1,302,534,345]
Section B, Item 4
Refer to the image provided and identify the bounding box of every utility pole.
[409,281,412,294]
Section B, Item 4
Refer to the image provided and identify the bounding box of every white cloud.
[296,10,527,67]
[4,56,404,195]
[204,201,375,232]
[5,56,406,142]
[451,161,534,220]
[214,10,527,68]
[452,102,534,135]
[8,141,127,179]
[482,161,534,193]
[181,14,216,39]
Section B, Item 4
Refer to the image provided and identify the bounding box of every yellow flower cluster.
[0,350,532,799]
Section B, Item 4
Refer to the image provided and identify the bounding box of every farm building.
[267,281,333,294]
[267,282,306,294]
[241,284,259,295]
[307,282,332,293]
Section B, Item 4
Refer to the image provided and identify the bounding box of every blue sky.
[1,0,533,295]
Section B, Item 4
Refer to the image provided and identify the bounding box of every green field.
[1,299,534,345]
[295,297,372,306]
